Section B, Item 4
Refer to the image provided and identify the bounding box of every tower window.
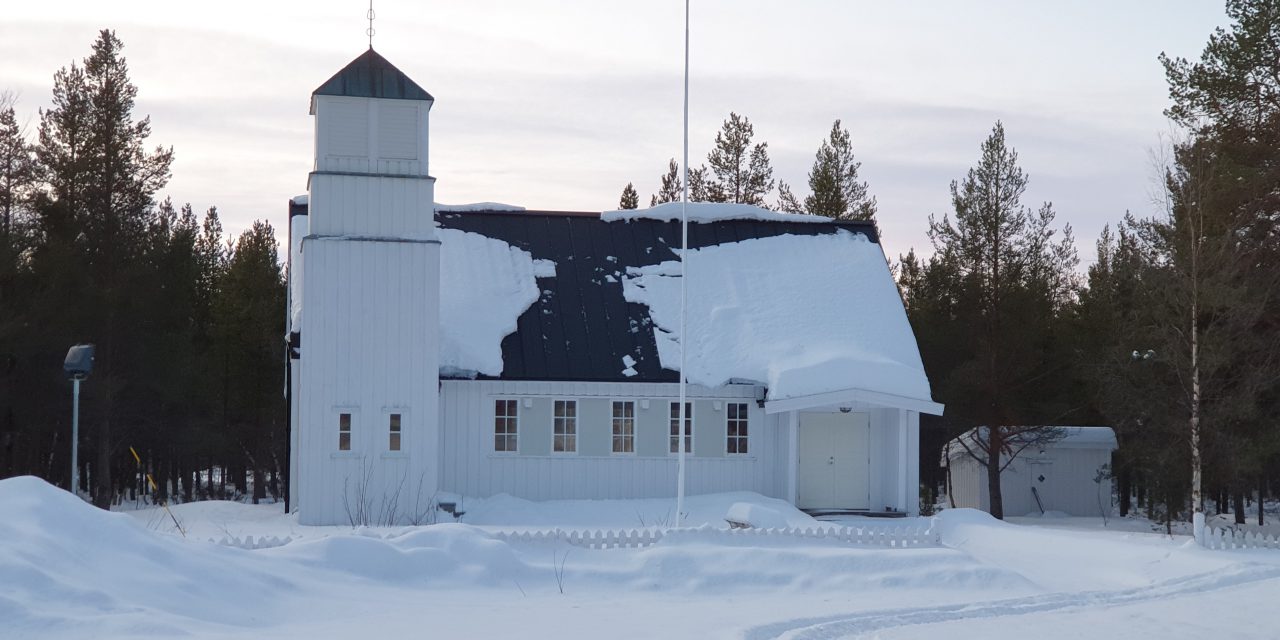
[338,413,352,451]
[389,413,402,451]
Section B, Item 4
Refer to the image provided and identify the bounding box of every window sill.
[380,452,409,460]
[330,452,363,459]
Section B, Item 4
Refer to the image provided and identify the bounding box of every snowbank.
[602,201,828,224]
[620,229,931,402]
[0,477,291,635]
[8,476,1273,639]
[439,228,555,377]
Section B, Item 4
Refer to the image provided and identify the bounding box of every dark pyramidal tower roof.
[312,48,434,102]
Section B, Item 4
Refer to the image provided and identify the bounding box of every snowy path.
[744,563,1280,640]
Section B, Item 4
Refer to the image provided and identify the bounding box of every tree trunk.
[92,416,112,509]
[946,460,956,509]
[1259,476,1266,527]
[1118,468,1131,517]
[1190,311,1204,543]
[252,466,265,504]
[1234,491,1246,525]
[986,429,1005,520]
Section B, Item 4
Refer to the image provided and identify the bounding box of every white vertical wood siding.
[313,96,431,177]
[297,237,440,525]
[440,381,788,501]
[308,174,436,241]
[948,444,1113,517]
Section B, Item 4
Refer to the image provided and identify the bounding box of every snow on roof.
[602,202,829,224]
[439,228,555,378]
[619,228,931,402]
[290,194,309,206]
[436,202,526,213]
[287,215,307,332]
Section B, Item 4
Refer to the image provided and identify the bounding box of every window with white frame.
[338,412,353,451]
[494,399,518,452]
[388,413,403,452]
[669,401,692,454]
[612,401,635,453]
[553,400,577,453]
[726,403,749,454]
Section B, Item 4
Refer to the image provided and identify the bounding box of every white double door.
[797,412,870,510]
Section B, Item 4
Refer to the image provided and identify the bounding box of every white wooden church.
[286,48,943,526]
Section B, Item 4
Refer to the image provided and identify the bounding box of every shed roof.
[943,426,1118,464]
[312,48,434,103]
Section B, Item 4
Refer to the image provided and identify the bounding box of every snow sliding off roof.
[433,206,933,409]
[620,229,931,404]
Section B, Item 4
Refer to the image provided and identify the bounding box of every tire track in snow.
[743,564,1280,640]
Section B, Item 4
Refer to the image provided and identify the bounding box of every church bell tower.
[294,49,441,525]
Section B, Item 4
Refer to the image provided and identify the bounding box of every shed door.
[1028,457,1052,514]
[797,412,870,510]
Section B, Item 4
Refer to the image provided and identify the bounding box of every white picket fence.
[209,523,937,552]
[210,535,293,550]
[1203,526,1280,551]
[489,523,938,550]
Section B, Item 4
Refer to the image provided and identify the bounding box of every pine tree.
[650,158,681,207]
[33,30,174,507]
[213,221,285,503]
[618,182,639,210]
[0,97,36,312]
[775,181,803,213]
[927,121,1078,520]
[705,112,774,206]
[1155,0,1280,540]
[687,165,710,203]
[804,120,877,221]
[0,98,35,245]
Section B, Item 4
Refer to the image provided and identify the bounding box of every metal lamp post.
[63,344,95,497]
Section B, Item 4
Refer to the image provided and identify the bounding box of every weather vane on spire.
[366,1,377,49]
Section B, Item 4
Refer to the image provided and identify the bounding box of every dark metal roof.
[435,210,879,383]
[312,48,434,102]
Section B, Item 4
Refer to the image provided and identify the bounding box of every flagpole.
[676,0,689,528]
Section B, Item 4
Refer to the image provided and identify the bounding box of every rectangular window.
[389,413,402,451]
[726,403,749,454]
[338,412,352,451]
[669,401,692,454]
[553,400,577,453]
[612,401,635,453]
[494,399,518,452]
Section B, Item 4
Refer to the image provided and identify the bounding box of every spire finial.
[366,1,376,49]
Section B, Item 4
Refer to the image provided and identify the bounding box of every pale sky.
[1,1,1227,262]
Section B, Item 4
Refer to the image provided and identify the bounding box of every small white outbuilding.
[942,427,1118,517]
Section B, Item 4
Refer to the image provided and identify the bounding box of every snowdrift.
[0,476,293,635]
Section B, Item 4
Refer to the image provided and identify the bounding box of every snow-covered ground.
[3,476,1278,640]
